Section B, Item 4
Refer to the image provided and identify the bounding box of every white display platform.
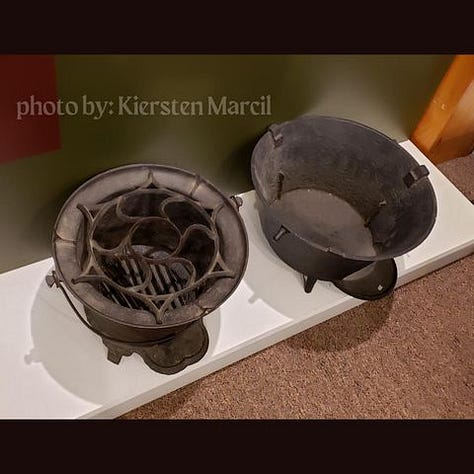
[0,141,473,419]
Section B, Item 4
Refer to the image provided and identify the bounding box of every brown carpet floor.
[121,154,474,419]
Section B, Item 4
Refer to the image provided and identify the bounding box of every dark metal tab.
[268,124,283,147]
[404,165,430,188]
[303,275,318,293]
[230,195,243,210]
[273,226,289,242]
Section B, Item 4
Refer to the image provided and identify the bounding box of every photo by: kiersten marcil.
[16,94,273,120]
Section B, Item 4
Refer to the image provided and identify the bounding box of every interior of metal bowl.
[251,115,437,260]
[52,164,248,329]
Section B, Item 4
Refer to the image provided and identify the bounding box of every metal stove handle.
[45,271,174,346]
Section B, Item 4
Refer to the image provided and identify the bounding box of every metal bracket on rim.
[404,165,430,188]
[230,195,243,211]
[273,225,289,242]
[268,124,283,147]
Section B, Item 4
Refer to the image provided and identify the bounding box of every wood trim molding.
[411,55,474,164]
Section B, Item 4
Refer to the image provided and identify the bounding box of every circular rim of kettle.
[251,115,438,262]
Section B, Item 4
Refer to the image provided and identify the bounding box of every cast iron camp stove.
[47,165,248,374]
[251,115,437,300]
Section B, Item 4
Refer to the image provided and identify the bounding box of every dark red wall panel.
[0,55,61,164]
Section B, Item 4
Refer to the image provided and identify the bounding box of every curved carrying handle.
[46,271,173,346]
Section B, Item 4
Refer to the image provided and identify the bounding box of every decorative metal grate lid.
[52,165,248,331]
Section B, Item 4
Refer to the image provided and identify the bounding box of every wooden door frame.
[411,54,474,164]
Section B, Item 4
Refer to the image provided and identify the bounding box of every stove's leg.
[303,275,317,293]
[107,348,123,365]
[102,338,134,365]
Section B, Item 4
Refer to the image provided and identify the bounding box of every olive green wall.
[0,55,452,273]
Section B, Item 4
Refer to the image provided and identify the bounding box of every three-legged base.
[100,320,209,375]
